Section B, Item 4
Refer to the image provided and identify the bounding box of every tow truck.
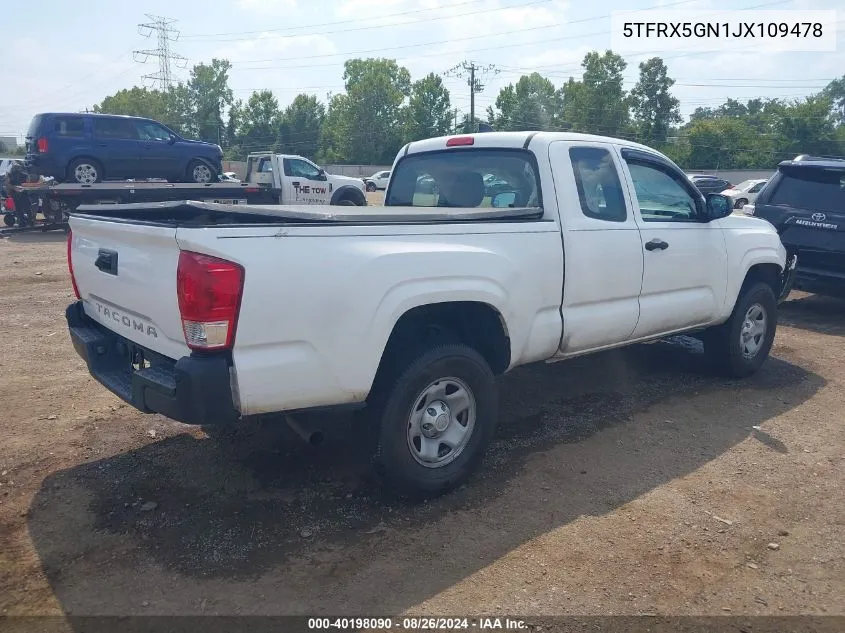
[1,152,367,234]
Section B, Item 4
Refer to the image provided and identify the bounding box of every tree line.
[91,52,845,169]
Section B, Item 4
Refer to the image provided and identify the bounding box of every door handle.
[645,238,669,251]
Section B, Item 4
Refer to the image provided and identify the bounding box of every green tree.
[94,86,170,122]
[325,57,411,164]
[280,94,325,159]
[319,93,353,163]
[238,90,282,152]
[822,75,845,123]
[404,73,452,141]
[629,57,681,146]
[561,50,629,137]
[490,72,561,131]
[186,58,234,144]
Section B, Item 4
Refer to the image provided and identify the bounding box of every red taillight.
[37,137,48,153]
[446,136,474,146]
[176,251,244,351]
[67,229,81,300]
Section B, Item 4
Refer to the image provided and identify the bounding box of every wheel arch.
[367,299,512,405]
[331,185,366,206]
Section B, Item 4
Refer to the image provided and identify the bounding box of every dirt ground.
[0,226,843,626]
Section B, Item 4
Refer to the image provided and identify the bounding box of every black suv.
[750,155,845,298]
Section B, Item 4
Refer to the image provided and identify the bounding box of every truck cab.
[245,152,367,206]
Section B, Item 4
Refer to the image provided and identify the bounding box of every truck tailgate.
[69,216,189,360]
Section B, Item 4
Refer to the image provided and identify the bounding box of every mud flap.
[778,252,798,303]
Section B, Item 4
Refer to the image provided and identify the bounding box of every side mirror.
[167,134,177,145]
[492,191,518,208]
[705,193,732,220]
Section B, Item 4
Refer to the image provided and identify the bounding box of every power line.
[133,14,188,90]
[445,61,501,131]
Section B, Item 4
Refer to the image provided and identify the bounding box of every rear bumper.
[66,301,239,426]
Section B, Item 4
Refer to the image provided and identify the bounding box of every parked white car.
[364,170,391,191]
[65,131,793,498]
[722,178,768,209]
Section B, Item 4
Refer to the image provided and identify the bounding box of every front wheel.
[702,281,777,378]
[187,160,217,184]
[365,181,377,192]
[368,344,498,499]
[734,198,748,209]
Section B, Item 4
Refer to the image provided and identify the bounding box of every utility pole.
[133,14,188,90]
[445,61,500,132]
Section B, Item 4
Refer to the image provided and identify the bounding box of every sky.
[2,0,843,144]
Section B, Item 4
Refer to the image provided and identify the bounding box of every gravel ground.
[0,223,842,628]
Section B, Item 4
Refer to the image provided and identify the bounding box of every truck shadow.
[779,292,845,336]
[27,338,823,616]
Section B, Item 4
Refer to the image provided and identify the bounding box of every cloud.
[235,0,297,11]
[214,32,338,66]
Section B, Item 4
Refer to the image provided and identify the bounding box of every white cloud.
[335,0,407,19]
[214,32,338,66]
[235,0,297,11]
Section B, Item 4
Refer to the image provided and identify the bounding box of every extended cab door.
[549,141,644,355]
[617,148,728,338]
[282,157,332,204]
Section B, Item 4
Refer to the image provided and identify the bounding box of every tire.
[368,344,498,499]
[3,213,15,227]
[735,198,748,209]
[336,199,356,206]
[67,158,103,184]
[366,181,377,192]
[187,160,216,184]
[702,281,777,378]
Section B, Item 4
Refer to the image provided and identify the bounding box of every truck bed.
[72,200,545,226]
[41,181,277,207]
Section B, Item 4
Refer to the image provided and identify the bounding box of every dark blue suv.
[25,113,223,184]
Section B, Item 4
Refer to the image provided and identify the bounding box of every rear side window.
[385,148,541,208]
[92,118,139,140]
[52,116,85,137]
[570,147,627,222]
[769,168,845,213]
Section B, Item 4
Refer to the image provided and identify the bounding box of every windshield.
[385,148,541,209]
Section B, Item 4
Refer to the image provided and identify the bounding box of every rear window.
[769,167,845,213]
[385,148,541,209]
[26,115,45,138]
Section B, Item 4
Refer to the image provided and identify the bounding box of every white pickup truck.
[64,131,795,498]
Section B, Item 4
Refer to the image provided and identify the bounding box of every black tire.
[187,160,217,184]
[3,213,15,227]
[365,181,377,192]
[735,198,748,209]
[368,344,498,499]
[67,158,103,184]
[336,199,357,206]
[702,281,777,378]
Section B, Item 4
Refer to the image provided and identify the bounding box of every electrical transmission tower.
[133,14,188,90]
[445,61,500,132]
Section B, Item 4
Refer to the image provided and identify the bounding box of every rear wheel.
[735,198,748,209]
[702,281,777,378]
[3,212,16,227]
[368,344,498,499]
[366,181,377,192]
[336,199,356,206]
[67,158,103,184]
